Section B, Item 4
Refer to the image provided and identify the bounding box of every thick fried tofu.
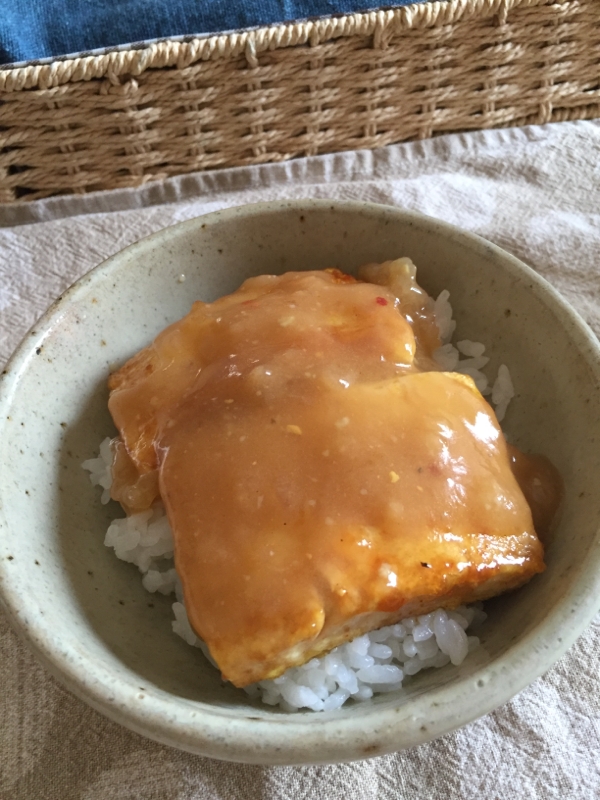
[108,268,548,687]
[159,371,543,686]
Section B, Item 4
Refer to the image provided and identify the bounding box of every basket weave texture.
[1,0,598,202]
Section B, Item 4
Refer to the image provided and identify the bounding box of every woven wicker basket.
[0,0,598,203]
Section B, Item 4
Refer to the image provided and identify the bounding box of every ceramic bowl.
[1,200,600,765]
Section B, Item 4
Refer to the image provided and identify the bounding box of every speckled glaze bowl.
[1,200,600,765]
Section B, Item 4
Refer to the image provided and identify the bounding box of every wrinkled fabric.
[1,120,599,799]
[0,0,423,64]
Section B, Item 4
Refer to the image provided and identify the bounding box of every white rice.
[432,290,514,420]
[83,287,503,711]
[491,364,515,424]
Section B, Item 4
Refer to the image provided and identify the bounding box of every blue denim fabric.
[0,0,422,65]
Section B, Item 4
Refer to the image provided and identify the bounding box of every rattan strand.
[1,0,598,202]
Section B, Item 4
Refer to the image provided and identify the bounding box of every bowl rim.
[1,198,600,765]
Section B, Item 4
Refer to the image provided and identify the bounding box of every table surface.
[1,120,599,800]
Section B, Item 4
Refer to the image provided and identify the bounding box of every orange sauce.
[507,446,563,541]
[108,263,560,686]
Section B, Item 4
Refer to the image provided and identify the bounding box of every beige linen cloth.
[1,120,600,799]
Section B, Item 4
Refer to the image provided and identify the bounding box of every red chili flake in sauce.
[375,297,388,306]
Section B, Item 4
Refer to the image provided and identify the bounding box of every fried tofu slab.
[108,265,550,687]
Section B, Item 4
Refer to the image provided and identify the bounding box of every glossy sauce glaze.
[108,262,560,687]
[507,446,563,541]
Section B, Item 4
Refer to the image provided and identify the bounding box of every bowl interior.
[1,200,600,764]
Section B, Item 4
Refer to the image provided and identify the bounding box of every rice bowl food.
[3,199,599,764]
[83,258,560,712]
